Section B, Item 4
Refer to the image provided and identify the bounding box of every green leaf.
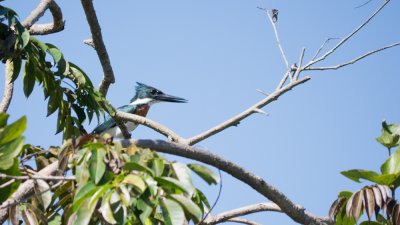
[381,146,400,174]
[16,22,29,48]
[188,163,220,185]
[74,184,110,225]
[29,37,48,53]
[376,121,400,148]
[89,148,106,185]
[154,177,188,194]
[0,158,21,203]
[160,197,185,225]
[0,113,8,128]
[151,158,165,177]
[47,89,62,116]
[23,59,36,97]
[46,43,63,64]
[359,221,382,225]
[338,191,353,199]
[196,189,211,209]
[48,215,62,225]
[137,198,153,225]
[99,193,117,224]
[340,169,380,183]
[73,181,97,212]
[9,57,22,82]
[123,162,154,176]
[0,115,26,144]
[169,194,203,223]
[0,136,25,170]
[172,162,195,196]
[34,179,51,210]
[122,174,146,193]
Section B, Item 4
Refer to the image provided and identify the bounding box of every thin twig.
[258,7,290,70]
[293,48,306,80]
[304,0,391,68]
[225,218,262,225]
[0,59,14,113]
[80,0,115,97]
[276,71,290,90]
[204,202,282,225]
[311,38,340,61]
[187,76,311,145]
[306,42,400,71]
[0,179,15,189]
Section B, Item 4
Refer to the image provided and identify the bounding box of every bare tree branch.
[294,48,306,80]
[0,60,14,113]
[22,0,64,35]
[0,173,75,181]
[116,111,186,143]
[186,76,311,145]
[305,42,400,71]
[122,139,329,225]
[258,7,290,70]
[80,0,115,97]
[205,202,282,225]
[311,38,340,61]
[304,0,391,68]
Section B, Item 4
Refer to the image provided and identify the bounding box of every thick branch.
[22,0,64,35]
[187,76,311,145]
[0,60,14,113]
[80,0,115,97]
[122,139,328,225]
[304,0,390,68]
[205,202,282,225]
[305,42,400,71]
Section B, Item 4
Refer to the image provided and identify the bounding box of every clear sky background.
[2,0,400,224]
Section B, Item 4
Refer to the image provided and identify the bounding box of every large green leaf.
[0,113,8,128]
[172,163,195,196]
[0,136,25,170]
[341,169,400,186]
[34,179,51,210]
[23,59,36,97]
[123,162,154,176]
[122,174,146,193]
[73,181,97,212]
[188,163,220,185]
[89,148,106,185]
[9,57,22,82]
[376,121,400,148]
[0,115,26,144]
[0,158,21,203]
[160,197,185,225]
[169,194,203,223]
[154,177,189,194]
[381,146,400,174]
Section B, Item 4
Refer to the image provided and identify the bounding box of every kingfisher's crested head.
[130,82,187,105]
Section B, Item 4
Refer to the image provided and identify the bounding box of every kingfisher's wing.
[92,105,136,134]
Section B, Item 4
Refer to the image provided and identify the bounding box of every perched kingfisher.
[92,82,187,138]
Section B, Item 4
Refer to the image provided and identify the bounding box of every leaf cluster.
[329,121,400,225]
[1,5,111,140]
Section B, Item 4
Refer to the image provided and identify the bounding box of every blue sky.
[2,0,400,224]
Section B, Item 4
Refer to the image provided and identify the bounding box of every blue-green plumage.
[92,82,187,138]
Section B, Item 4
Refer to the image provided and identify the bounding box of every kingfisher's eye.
[151,89,160,95]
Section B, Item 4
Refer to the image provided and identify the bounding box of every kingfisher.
[92,82,187,138]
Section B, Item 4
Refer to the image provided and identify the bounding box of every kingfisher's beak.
[155,93,188,103]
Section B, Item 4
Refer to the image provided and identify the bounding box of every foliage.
[329,122,400,225]
[0,5,112,140]
[0,113,26,203]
